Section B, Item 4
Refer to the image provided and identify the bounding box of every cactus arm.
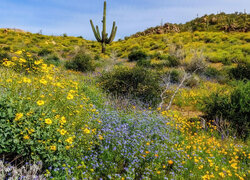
[111,26,117,42]
[107,22,117,43]
[90,20,101,42]
[95,25,102,42]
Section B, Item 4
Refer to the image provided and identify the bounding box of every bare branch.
[165,73,187,110]
[158,75,171,108]
[158,66,205,110]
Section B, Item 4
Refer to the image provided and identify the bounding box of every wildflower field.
[0,13,250,180]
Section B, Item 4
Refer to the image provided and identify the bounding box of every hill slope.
[131,12,250,38]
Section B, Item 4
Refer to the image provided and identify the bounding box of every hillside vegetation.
[131,12,249,38]
[0,13,249,179]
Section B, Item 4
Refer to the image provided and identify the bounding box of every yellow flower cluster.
[162,110,249,179]
[14,113,23,121]
[0,59,99,159]
[0,51,56,74]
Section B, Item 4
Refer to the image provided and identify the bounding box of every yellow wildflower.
[66,137,73,144]
[99,135,103,140]
[45,118,52,125]
[23,135,30,140]
[40,79,47,85]
[60,129,67,135]
[50,145,56,151]
[37,100,45,106]
[67,93,74,100]
[60,116,67,125]
[83,128,90,134]
[23,77,31,83]
[16,50,22,55]
[219,172,225,178]
[168,160,174,165]
[14,113,23,121]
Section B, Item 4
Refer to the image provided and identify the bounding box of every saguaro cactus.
[90,1,117,53]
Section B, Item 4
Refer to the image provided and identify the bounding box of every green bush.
[185,75,200,88]
[169,69,182,83]
[2,46,11,51]
[98,66,161,107]
[185,53,207,73]
[65,52,95,72]
[44,54,61,66]
[0,51,10,62]
[166,55,180,67]
[38,48,53,57]
[204,67,221,79]
[0,95,68,167]
[201,81,250,139]
[128,50,148,62]
[136,59,151,68]
[230,62,250,80]
[150,52,168,60]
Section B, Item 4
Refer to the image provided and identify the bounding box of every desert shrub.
[2,46,11,51]
[44,54,61,66]
[128,50,148,62]
[221,57,232,65]
[0,68,98,169]
[0,95,70,167]
[201,81,250,139]
[204,67,221,79]
[65,52,95,72]
[136,59,151,68]
[0,51,10,62]
[185,52,207,73]
[0,51,54,74]
[166,55,180,67]
[38,48,53,56]
[230,62,250,80]
[150,60,166,69]
[98,66,161,107]
[169,69,182,83]
[185,75,200,88]
[150,52,168,60]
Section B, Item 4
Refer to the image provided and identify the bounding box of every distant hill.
[0,28,26,33]
[131,12,250,38]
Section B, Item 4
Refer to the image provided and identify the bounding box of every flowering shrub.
[0,50,55,73]
[0,66,99,168]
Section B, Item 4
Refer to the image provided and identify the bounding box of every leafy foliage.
[128,50,148,62]
[230,62,250,80]
[65,52,95,72]
[201,81,250,139]
[98,66,161,107]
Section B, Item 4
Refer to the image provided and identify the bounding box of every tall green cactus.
[90,1,117,53]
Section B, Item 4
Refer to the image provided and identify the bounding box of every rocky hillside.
[131,12,250,38]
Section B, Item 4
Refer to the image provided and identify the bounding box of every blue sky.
[0,0,249,40]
